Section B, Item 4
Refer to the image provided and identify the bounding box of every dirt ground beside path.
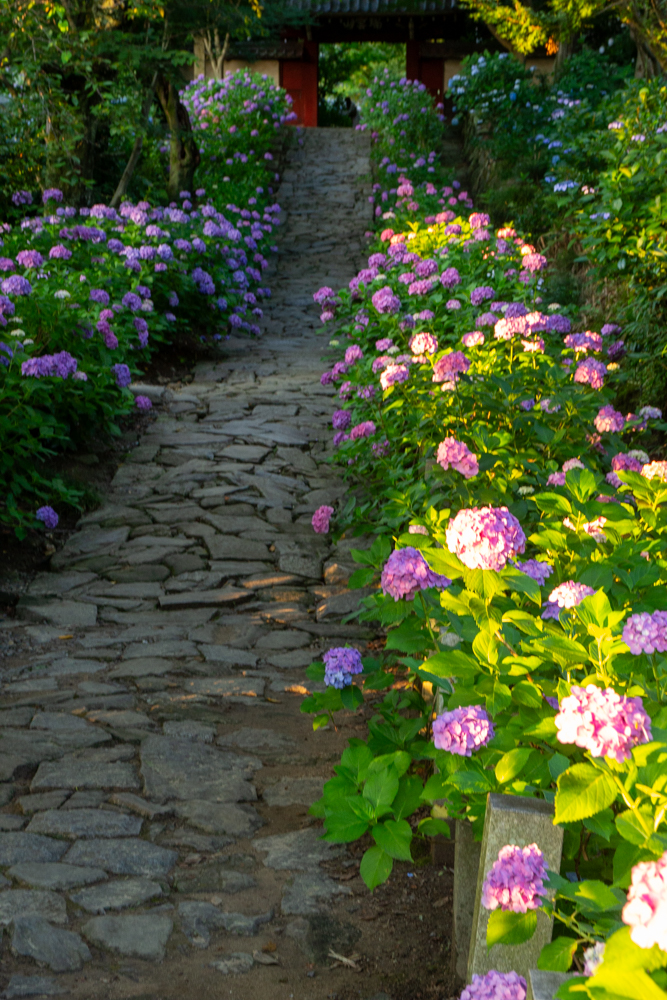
[0,129,457,1000]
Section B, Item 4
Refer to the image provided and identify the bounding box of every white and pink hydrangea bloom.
[436,438,479,479]
[446,506,526,571]
[555,685,651,761]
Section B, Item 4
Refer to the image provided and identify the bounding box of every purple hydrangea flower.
[22,352,78,379]
[432,351,469,385]
[440,267,461,288]
[481,844,548,913]
[16,250,44,269]
[42,188,63,203]
[122,292,142,311]
[371,286,401,314]
[12,190,32,207]
[49,244,72,260]
[471,286,495,307]
[90,288,110,306]
[332,410,351,431]
[345,344,363,364]
[432,705,494,756]
[623,611,667,655]
[380,363,409,390]
[312,504,334,534]
[381,547,451,601]
[135,395,152,411]
[513,559,553,586]
[323,646,363,688]
[36,506,59,530]
[1,275,32,296]
[349,420,376,440]
[555,685,651,761]
[446,506,526,571]
[111,363,132,388]
[461,971,526,1000]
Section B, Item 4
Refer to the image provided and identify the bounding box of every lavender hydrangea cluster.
[432,705,494,756]
[436,438,479,479]
[371,286,400,315]
[111,363,132,388]
[22,352,78,379]
[35,506,59,530]
[513,559,554,586]
[481,844,548,913]
[623,611,667,655]
[135,395,152,411]
[574,357,607,389]
[470,285,494,307]
[555,685,652,761]
[594,405,625,433]
[380,363,409,390]
[332,409,351,431]
[461,971,527,1000]
[323,646,363,688]
[381,547,451,601]
[622,852,667,951]
[432,351,470,385]
[446,506,526,571]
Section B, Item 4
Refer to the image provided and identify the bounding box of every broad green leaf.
[486,680,511,717]
[323,806,370,843]
[487,909,537,949]
[340,742,374,782]
[367,751,412,778]
[495,747,532,784]
[393,775,425,819]
[424,547,465,580]
[385,618,429,653]
[306,661,325,681]
[359,845,393,890]
[512,680,543,707]
[503,567,542,605]
[537,936,578,972]
[421,648,479,680]
[372,819,413,861]
[363,765,399,815]
[555,764,618,823]
[418,817,451,838]
[463,567,507,600]
[340,685,364,711]
[616,809,663,851]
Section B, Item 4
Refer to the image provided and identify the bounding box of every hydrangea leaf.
[486,908,537,949]
[555,763,618,823]
[359,845,393,891]
[537,936,578,972]
[372,818,413,861]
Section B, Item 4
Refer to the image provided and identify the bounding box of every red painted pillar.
[406,40,419,82]
[280,43,318,127]
[302,40,319,128]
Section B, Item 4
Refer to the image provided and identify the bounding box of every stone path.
[0,129,378,999]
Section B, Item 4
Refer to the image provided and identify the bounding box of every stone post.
[451,818,482,981]
[527,969,576,999]
[467,795,564,982]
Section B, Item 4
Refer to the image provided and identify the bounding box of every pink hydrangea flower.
[446,506,526,571]
[564,332,603,352]
[542,580,595,619]
[375,337,393,351]
[345,344,363,364]
[522,252,548,272]
[436,438,479,479]
[381,547,451,601]
[642,461,667,482]
[372,355,391,373]
[312,505,334,534]
[380,363,409,390]
[349,421,376,440]
[623,610,667,654]
[432,351,470,384]
[481,844,548,913]
[461,971,527,1000]
[446,298,461,310]
[555,685,651,761]
[595,405,625,433]
[623,852,667,951]
[433,704,494,756]
[410,332,438,355]
[462,331,485,347]
[547,472,566,486]
[575,357,607,389]
[563,458,584,472]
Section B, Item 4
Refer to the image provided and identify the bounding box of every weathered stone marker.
[451,819,482,981]
[527,969,576,999]
[467,794,564,981]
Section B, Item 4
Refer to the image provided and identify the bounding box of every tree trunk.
[631,27,662,78]
[155,73,200,201]
[199,28,230,80]
[110,76,157,209]
[554,38,575,76]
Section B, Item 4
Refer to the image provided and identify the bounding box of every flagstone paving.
[0,128,410,999]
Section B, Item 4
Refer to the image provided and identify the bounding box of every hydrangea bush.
[0,71,292,534]
[302,74,667,1000]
